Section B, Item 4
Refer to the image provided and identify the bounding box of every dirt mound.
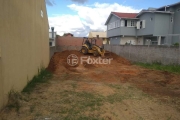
[47,50,131,73]
[106,52,131,65]
[47,50,82,73]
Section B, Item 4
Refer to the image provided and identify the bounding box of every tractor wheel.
[93,51,99,57]
[81,47,88,55]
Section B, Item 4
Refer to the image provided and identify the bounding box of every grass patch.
[108,84,121,90]
[107,83,150,103]
[57,90,105,119]
[59,90,104,110]
[106,93,133,104]
[22,67,52,94]
[136,62,180,74]
[71,83,77,89]
[29,105,35,113]
[58,72,70,81]
[107,84,133,103]
[7,90,21,112]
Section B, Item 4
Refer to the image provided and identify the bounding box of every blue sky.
[46,0,180,36]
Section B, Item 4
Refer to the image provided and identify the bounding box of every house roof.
[136,10,174,17]
[88,32,107,38]
[112,12,138,19]
[105,12,138,25]
[157,1,180,10]
[63,33,73,36]
[104,2,179,25]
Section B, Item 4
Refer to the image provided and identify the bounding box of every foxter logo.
[81,56,113,64]
[67,54,113,66]
[67,54,78,66]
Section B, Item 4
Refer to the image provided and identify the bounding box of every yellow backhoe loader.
[80,37,106,57]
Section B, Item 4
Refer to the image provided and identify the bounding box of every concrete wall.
[50,44,180,65]
[104,45,180,65]
[0,0,49,110]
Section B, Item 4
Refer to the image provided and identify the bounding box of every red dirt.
[47,50,131,73]
[47,50,180,98]
[47,50,82,73]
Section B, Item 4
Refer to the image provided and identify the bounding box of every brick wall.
[56,36,103,46]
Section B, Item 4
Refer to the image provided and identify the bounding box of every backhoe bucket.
[103,51,112,58]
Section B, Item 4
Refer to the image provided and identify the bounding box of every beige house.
[0,0,49,110]
[88,32,110,44]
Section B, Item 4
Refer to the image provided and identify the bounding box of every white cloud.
[48,2,141,37]
[71,0,88,4]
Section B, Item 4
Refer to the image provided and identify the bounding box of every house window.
[126,20,136,27]
[150,17,153,21]
[125,20,127,27]
[130,21,135,27]
[115,20,120,27]
[108,20,120,30]
[171,17,173,23]
[121,20,124,27]
[140,21,143,29]
[49,42,52,46]
[107,24,112,30]
[137,20,145,29]
[108,22,115,30]
[141,20,145,28]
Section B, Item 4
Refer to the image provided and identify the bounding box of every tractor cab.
[82,37,97,49]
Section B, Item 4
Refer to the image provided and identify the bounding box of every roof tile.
[112,12,138,18]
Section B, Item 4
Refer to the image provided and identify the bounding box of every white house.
[49,32,56,46]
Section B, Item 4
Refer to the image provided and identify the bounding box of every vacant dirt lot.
[1,50,180,120]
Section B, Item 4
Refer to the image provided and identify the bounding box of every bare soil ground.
[1,50,180,120]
